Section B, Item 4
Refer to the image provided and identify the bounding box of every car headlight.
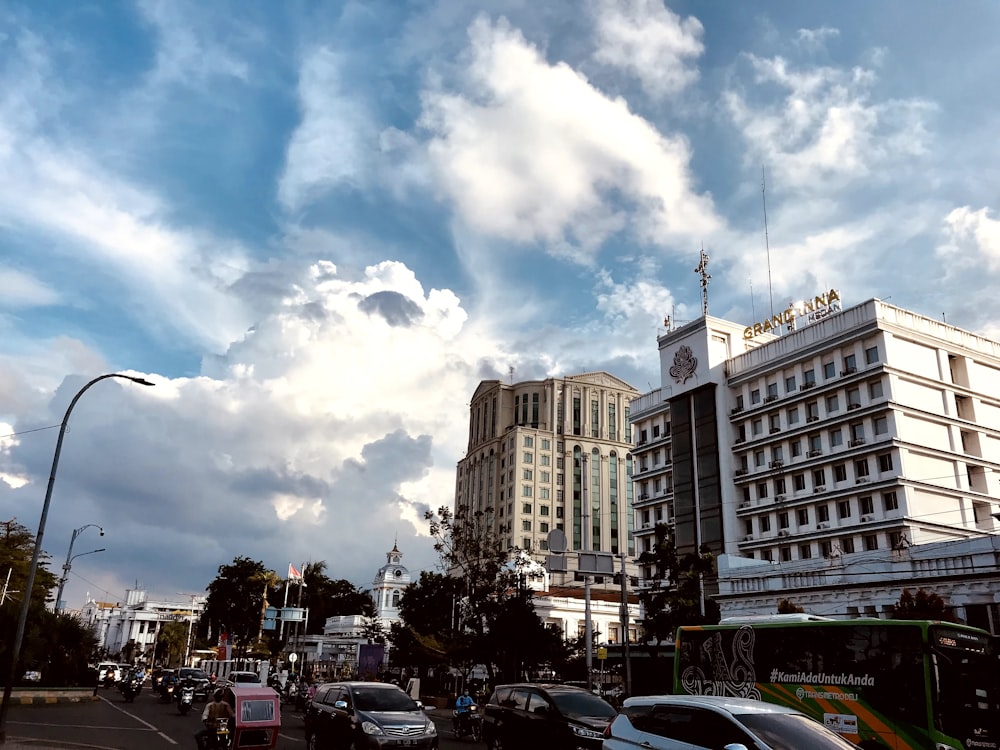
[570,724,604,740]
[361,721,386,736]
[426,722,437,736]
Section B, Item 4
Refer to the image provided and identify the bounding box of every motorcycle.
[177,684,195,715]
[159,680,176,703]
[205,717,233,749]
[283,680,298,707]
[453,704,483,742]
[120,674,143,703]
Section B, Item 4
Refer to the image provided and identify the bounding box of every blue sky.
[2,0,999,610]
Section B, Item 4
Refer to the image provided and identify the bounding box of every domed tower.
[372,541,411,626]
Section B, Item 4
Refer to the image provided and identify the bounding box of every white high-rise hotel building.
[631,294,1000,628]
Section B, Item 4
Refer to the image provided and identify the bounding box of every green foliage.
[389,571,461,676]
[777,599,804,614]
[274,561,375,634]
[891,588,957,622]
[636,523,719,645]
[155,621,190,666]
[201,556,278,655]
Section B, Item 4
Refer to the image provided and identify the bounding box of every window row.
[736,379,884,440]
[757,528,908,562]
[743,454,895,499]
[738,419,890,473]
[743,491,899,536]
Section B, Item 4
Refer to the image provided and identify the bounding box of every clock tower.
[372,541,411,625]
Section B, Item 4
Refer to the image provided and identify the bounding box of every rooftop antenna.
[762,165,774,319]
[508,366,514,384]
[749,279,756,321]
[695,245,711,316]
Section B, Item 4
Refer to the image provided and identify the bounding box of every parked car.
[220,670,262,688]
[304,681,438,749]
[176,667,212,700]
[483,683,616,750]
[602,695,861,749]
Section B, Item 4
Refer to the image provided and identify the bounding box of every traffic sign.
[288,653,298,663]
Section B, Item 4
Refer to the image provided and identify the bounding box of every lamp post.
[0,372,153,744]
[55,524,105,613]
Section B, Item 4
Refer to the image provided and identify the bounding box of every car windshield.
[737,713,861,749]
[234,673,258,682]
[549,691,616,719]
[180,669,208,680]
[352,686,418,712]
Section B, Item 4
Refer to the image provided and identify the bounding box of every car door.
[308,685,338,748]
[522,689,564,748]
[329,686,356,746]
[503,687,532,745]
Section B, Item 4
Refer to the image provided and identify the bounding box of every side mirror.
[334,700,349,710]
[415,700,424,710]
[723,745,750,750]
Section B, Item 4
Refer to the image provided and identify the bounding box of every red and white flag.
[288,563,303,581]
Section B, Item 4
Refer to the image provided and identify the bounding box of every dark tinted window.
[548,691,615,718]
[313,686,332,704]
[350,686,417,712]
[739,713,859,748]
[491,686,513,706]
[525,691,549,714]
[509,689,530,711]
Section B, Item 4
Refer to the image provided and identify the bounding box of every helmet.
[214,689,224,702]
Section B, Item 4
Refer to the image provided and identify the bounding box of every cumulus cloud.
[795,26,840,52]
[419,15,720,261]
[0,269,59,309]
[590,0,704,99]
[938,206,1000,271]
[723,52,932,189]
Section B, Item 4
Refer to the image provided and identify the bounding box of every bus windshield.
[929,626,999,742]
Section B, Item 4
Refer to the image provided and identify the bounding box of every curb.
[10,692,100,705]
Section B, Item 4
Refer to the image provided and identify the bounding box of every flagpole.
[281,564,292,641]
[294,563,305,674]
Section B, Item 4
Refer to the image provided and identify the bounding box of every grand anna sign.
[743,289,842,340]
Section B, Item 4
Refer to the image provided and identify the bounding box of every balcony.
[806,416,820,423]
[849,439,866,447]
[840,367,857,376]
[801,382,816,390]
[764,395,778,403]
[768,460,784,469]
[735,469,748,477]
[769,427,781,434]
[731,406,744,416]
[807,449,822,457]
[856,477,869,484]
[848,403,862,410]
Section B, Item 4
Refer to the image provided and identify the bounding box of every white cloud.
[795,26,840,52]
[420,15,720,261]
[0,269,58,308]
[279,46,374,212]
[938,206,1000,270]
[590,0,704,99]
[724,53,932,189]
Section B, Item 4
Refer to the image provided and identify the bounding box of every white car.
[603,695,860,750]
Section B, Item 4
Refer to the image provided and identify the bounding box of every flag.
[288,563,303,581]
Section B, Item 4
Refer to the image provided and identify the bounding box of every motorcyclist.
[454,689,477,734]
[195,689,235,749]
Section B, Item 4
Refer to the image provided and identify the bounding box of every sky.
[2,0,1000,612]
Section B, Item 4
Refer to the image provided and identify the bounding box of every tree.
[891,588,957,622]
[637,523,719,646]
[273,561,374,634]
[777,599,804,614]
[155,621,190,666]
[390,571,463,681]
[201,556,278,656]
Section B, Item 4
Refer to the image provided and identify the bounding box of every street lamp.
[55,524,105,613]
[0,372,153,744]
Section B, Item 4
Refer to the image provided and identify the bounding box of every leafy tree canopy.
[892,588,957,622]
[274,561,375,634]
[201,556,277,655]
[777,599,804,614]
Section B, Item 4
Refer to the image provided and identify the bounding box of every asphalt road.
[5,687,476,750]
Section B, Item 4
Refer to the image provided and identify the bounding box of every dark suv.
[303,681,437,749]
[482,683,616,750]
[176,667,212,700]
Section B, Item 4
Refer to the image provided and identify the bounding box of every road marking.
[99,695,179,744]
[278,732,304,742]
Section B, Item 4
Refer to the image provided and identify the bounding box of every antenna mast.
[762,165,774,319]
[695,245,711,316]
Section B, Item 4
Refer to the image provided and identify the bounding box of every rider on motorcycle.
[194,689,235,749]
[454,689,477,734]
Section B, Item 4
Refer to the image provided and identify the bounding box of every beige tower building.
[455,372,640,591]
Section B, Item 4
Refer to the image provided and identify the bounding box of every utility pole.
[618,552,632,697]
[581,454,592,691]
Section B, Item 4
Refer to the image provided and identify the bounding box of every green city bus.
[674,616,998,750]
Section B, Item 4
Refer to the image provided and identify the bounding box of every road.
[5,688,475,750]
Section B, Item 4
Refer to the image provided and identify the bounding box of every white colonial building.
[372,541,410,626]
[631,295,1000,630]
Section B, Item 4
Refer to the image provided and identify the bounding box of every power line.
[0,424,60,440]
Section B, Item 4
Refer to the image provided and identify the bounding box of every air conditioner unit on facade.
[735,469,748,477]
[731,407,744,415]
[769,460,784,468]
[860,515,874,522]
[801,382,816,390]
[775,494,786,501]
[813,486,826,493]
[848,403,862,410]
[777,530,790,537]
[807,416,820,423]
[856,477,870,484]
[818,522,830,529]
[770,427,781,434]
[849,439,866,447]
[841,367,857,376]
[808,450,822,457]
[739,501,750,509]
[765,395,778,403]
[743,534,754,542]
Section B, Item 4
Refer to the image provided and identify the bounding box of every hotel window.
[793,474,806,491]
[878,453,893,472]
[772,445,784,462]
[781,547,792,562]
[751,388,761,404]
[541,438,551,450]
[791,440,802,457]
[522,520,532,531]
[757,483,768,499]
[834,463,847,482]
[540,488,550,499]
[523,537,532,549]
[874,416,888,436]
[817,505,830,522]
[523,502,533,513]
[865,346,879,364]
[738,424,747,442]
[769,414,781,432]
[540,470,550,483]
[539,539,548,551]
[754,450,765,467]
[823,362,836,379]
[524,436,534,447]
[787,407,799,425]
[830,428,843,447]
[809,434,822,453]
[745,519,753,535]
[778,512,789,529]
[799,544,812,560]
[813,468,826,486]
[760,515,771,532]
[591,399,600,437]
[847,387,861,408]
[523,452,534,463]
[842,537,856,553]
[775,476,786,494]
[838,500,852,519]
[556,507,564,518]
[762,550,773,561]
[825,394,839,413]
[855,459,870,478]
[820,541,833,557]
[869,380,884,399]
[806,401,819,421]
[785,375,796,392]
[767,382,778,400]
[735,394,745,410]
[883,491,899,511]
[522,486,533,497]
[804,369,816,386]
[608,403,616,441]
[843,353,857,372]
[540,522,549,533]
[540,505,550,516]
[523,469,533,480]
[752,419,763,436]
[864,534,879,551]
[850,423,865,443]
[540,455,550,466]
[860,496,874,515]
[797,508,809,525]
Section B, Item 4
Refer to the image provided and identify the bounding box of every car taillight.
[603,720,613,738]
